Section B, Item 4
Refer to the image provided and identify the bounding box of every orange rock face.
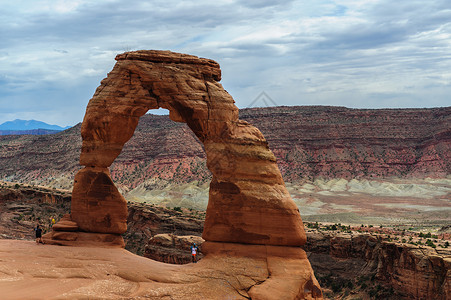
[44,50,321,298]
[71,167,127,234]
[72,50,306,246]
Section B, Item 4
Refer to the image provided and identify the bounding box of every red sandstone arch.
[69,50,306,247]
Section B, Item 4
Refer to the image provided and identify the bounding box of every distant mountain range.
[0,119,71,135]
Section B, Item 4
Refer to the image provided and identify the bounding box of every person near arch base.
[190,243,199,263]
[34,224,44,244]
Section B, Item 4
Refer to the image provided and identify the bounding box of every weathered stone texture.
[72,50,306,246]
[45,50,321,299]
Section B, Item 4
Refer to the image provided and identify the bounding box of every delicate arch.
[71,50,306,246]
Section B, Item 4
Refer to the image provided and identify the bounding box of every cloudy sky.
[1,0,450,126]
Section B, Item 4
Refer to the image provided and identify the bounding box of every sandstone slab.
[0,240,322,299]
[51,214,78,232]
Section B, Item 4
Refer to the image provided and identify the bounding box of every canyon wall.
[2,184,449,299]
[305,231,450,299]
[1,106,449,190]
[124,204,450,299]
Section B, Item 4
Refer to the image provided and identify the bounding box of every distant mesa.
[0,119,71,135]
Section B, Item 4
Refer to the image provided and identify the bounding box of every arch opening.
[110,108,210,211]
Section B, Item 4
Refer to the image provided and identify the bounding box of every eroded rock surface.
[144,234,205,264]
[43,50,321,298]
[66,50,306,246]
[305,231,450,299]
[0,240,322,300]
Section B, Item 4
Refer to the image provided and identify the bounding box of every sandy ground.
[0,239,252,300]
[0,239,321,300]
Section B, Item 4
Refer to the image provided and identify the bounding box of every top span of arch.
[80,50,237,168]
[115,50,222,81]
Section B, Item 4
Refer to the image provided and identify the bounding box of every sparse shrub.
[368,288,377,297]
[426,239,436,248]
[331,281,342,293]
[14,184,20,189]
[358,275,369,285]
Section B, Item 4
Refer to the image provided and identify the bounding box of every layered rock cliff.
[242,106,450,180]
[1,106,449,190]
[305,231,450,299]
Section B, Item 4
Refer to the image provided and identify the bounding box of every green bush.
[426,239,436,248]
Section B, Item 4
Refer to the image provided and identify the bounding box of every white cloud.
[1,0,450,125]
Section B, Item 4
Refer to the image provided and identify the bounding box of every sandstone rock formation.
[305,231,450,299]
[144,234,205,264]
[125,202,204,255]
[55,50,305,246]
[43,50,321,298]
[0,240,322,300]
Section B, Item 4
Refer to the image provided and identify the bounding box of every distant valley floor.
[124,177,451,228]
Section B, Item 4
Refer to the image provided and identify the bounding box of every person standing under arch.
[190,243,198,263]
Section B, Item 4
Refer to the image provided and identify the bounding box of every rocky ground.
[1,183,449,299]
[0,181,71,240]
[2,239,319,300]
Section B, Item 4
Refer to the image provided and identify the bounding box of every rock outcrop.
[67,50,305,246]
[125,203,204,255]
[144,234,205,264]
[305,231,450,299]
[0,240,322,300]
[43,50,321,298]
